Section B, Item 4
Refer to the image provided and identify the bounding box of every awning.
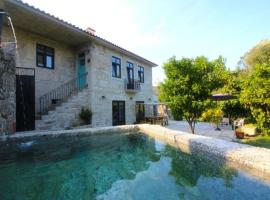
[211,94,235,101]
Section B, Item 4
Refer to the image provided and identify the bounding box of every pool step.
[35,89,90,130]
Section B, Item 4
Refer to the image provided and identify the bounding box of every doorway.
[112,101,125,126]
[77,52,86,89]
[16,67,35,131]
[136,101,145,123]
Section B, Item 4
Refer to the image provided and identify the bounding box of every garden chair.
[234,118,245,129]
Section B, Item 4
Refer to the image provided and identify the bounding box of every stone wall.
[2,25,155,128]
[0,48,15,134]
[138,124,270,177]
[3,27,77,113]
[88,43,154,127]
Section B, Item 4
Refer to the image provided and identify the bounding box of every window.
[138,66,144,83]
[112,56,121,78]
[36,44,54,69]
[126,61,134,80]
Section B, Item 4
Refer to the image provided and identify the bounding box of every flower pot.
[235,130,245,139]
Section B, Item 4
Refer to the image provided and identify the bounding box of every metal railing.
[39,72,88,115]
[124,78,141,92]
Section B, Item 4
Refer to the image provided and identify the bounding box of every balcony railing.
[39,72,88,115]
[124,78,141,93]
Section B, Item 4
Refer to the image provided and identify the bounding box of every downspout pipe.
[0,9,9,44]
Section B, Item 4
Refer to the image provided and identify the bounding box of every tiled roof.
[12,0,158,66]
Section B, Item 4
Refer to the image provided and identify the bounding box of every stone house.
[0,0,157,131]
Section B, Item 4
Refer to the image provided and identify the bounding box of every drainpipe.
[0,10,3,44]
[0,9,8,45]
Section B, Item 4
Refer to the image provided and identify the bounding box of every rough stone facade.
[87,43,153,127]
[3,26,154,129]
[0,48,16,134]
[3,27,77,113]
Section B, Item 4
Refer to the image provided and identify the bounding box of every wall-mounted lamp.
[148,98,152,101]
[129,97,133,100]
[101,95,106,99]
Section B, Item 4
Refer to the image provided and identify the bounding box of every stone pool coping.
[0,125,138,141]
[1,124,270,177]
[139,124,270,177]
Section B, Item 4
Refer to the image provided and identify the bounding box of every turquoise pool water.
[0,133,269,200]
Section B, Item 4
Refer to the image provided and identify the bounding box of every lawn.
[242,135,270,149]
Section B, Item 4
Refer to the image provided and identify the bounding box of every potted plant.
[79,107,92,125]
[235,128,245,139]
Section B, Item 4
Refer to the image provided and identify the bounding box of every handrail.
[124,78,141,92]
[39,72,88,115]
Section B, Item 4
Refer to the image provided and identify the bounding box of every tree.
[216,69,253,123]
[244,40,270,69]
[159,56,227,134]
[201,107,223,128]
[239,40,270,135]
[240,63,270,135]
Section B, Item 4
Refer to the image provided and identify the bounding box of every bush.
[240,63,270,135]
[201,107,223,125]
[79,107,92,124]
[171,107,183,121]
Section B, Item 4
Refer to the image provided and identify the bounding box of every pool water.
[0,133,269,200]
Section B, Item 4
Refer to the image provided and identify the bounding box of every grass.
[242,135,270,149]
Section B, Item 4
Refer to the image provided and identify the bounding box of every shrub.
[171,107,183,121]
[79,107,92,124]
[201,107,223,125]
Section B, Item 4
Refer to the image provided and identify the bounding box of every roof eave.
[5,0,158,67]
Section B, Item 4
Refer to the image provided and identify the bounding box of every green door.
[77,53,86,89]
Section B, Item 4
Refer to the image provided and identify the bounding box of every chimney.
[85,27,96,35]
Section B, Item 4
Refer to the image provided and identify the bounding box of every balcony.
[124,78,141,93]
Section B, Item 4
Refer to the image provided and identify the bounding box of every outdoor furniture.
[234,119,245,129]
[221,117,230,126]
[137,102,169,126]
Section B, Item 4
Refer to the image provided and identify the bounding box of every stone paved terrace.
[167,120,235,141]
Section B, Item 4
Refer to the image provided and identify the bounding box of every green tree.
[216,69,253,122]
[244,40,270,69]
[159,56,227,134]
[240,63,270,135]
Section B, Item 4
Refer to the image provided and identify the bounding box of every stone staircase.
[35,89,90,130]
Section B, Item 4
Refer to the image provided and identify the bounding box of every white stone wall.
[3,26,154,127]
[3,27,77,113]
[88,43,154,127]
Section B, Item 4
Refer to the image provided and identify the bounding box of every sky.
[23,0,270,85]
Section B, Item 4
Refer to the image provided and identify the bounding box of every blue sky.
[23,0,270,85]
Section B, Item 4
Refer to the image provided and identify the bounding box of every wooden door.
[112,101,125,126]
[136,101,145,123]
[16,72,35,131]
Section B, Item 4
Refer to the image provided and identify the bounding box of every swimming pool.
[0,132,269,200]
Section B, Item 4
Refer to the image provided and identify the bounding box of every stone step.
[57,103,81,109]
[36,88,89,131]
[56,105,81,112]
[42,112,76,121]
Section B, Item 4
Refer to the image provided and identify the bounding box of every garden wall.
[0,48,16,134]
